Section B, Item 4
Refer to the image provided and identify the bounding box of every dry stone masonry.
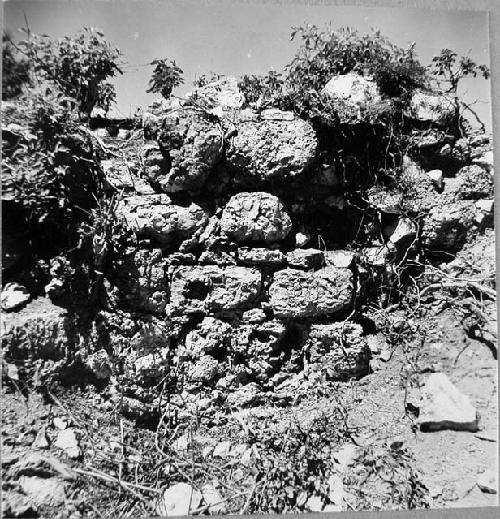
[2,74,495,418]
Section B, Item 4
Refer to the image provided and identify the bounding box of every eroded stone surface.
[117,194,208,246]
[408,91,455,126]
[269,267,353,318]
[307,322,370,381]
[112,248,168,315]
[2,298,74,360]
[226,117,317,183]
[421,200,476,251]
[169,265,261,315]
[220,192,292,243]
[322,73,382,122]
[238,247,285,266]
[153,108,223,192]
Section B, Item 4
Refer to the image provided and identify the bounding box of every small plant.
[429,49,490,133]
[192,71,221,88]
[238,70,284,106]
[147,58,184,99]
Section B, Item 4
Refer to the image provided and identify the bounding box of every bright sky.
[3,0,493,129]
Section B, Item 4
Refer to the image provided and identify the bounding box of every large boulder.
[307,322,370,381]
[226,116,317,183]
[407,91,455,126]
[220,192,292,243]
[116,194,208,246]
[322,73,382,122]
[269,267,354,318]
[169,266,261,315]
[111,248,168,315]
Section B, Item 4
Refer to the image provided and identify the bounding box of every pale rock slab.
[418,373,478,432]
[156,482,202,516]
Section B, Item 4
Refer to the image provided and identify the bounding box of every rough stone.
[183,317,232,359]
[238,247,285,267]
[367,187,404,214]
[117,194,208,246]
[474,199,494,225]
[226,382,260,407]
[1,491,38,517]
[2,298,74,361]
[86,349,113,380]
[199,250,237,266]
[472,150,494,172]
[187,76,245,111]
[169,265,261,315]
[477,470,498,494]
[286,248,324,270]
[322,73,382,122]
[324,250,355,269]
[408,91,455,126]
[426,169,444,190]
[360,247,391,268]
[187,355,219,383]
[226,116,317,183]
[55,429,81,459]
[220,192,292,243]
[19,476,66,507]
[101,158,155,195]
[421,200,476,250]
[418,373,478,432]
[269,267,353,318]
[387,217,418,247]
[1,282,30,312]
[295,231,311,248]
[153,108,223,192]
[307,322,370,381]
[454,165,494,200]
[112,248,168,315]
[156,482,202,516]
[233,320,287,382]
[241,308,267,323]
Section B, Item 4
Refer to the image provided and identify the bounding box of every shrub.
[2,92,99,256]
[285,25,427,102]
[429,49,490,133]
[18,27,122,117]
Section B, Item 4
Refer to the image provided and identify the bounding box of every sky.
[2,0,493,128]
